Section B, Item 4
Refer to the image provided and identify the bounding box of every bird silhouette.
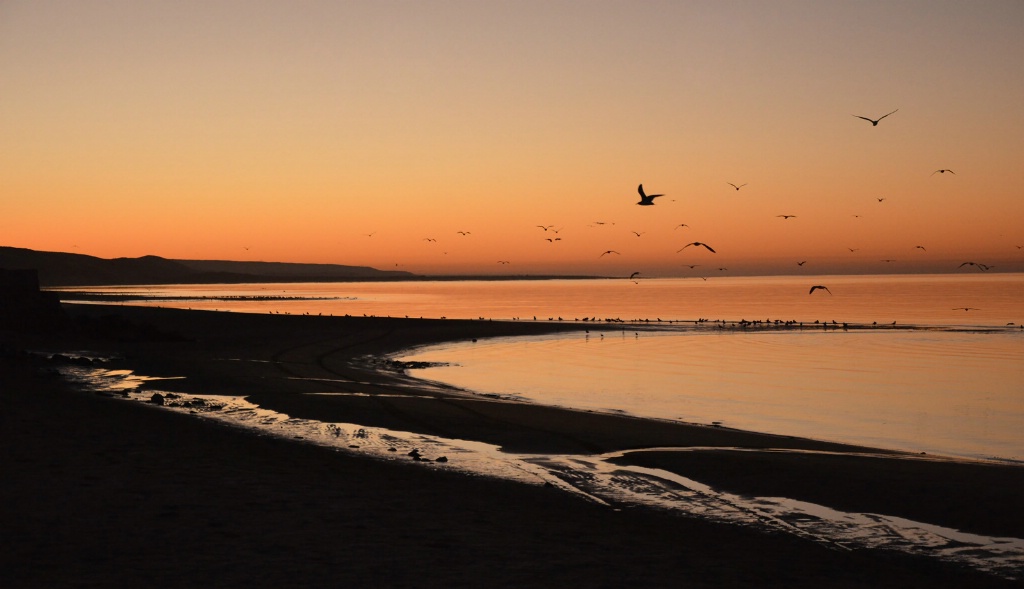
[953,307,979,311]
[683,264,700,269]
[727,182,747,191]
[536,225,554,231]
[777,214,797,220]
[877,197,886,202]
[932,169,956,175]
[677,242,716,253]
[636,184,663,206]
[497,260,510,264]
[631,231,645,237]
[853,109,898,126]
[809,285,832,295]
[457,231,471,235]
[915,245,927,251]
[674,223,690,230]
[629,271,641,281]
[958,261,989,271]
[848,247,860,252]
[797,261,807,266]
[423,238,437,242]
[599,250,620,257]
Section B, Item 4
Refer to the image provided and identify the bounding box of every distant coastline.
[3,245,1018,287]
[0,246,613,286]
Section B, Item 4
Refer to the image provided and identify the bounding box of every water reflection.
[400,329,1024,462]
[56,364,1024,581]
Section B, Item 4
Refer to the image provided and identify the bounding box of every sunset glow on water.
[54,274,1024,462]
[401,329,1024,462]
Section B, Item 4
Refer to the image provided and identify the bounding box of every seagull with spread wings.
[636,184,663,206]
[677,242,716,253]
[853,109,898,126]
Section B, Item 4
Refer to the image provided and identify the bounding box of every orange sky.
[2,1,1022,277]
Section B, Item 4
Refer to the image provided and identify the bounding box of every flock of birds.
[336,109,1014,307]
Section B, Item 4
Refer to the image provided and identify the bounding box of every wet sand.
[2,303,1021,587]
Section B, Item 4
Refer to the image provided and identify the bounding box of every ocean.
[53,273,1024,462]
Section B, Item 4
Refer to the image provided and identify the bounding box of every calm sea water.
[54,273,1024,461]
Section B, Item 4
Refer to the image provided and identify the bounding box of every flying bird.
[932,169,956,175]
[847,247,860,252]
[853,109,898,126]
[809,285,832,295]
[877,197,886,202]
[677,242,716,253]
[777,214,797,220]
[457,231,471,235]
[423,237,437,242]
[600,250,620,257]
[497,260,510,264]
[953,307,979,311]
[629,272,641,281]
[797,261,807,266]
[915,245,927,251]
[727,182,747,191]
[536,225,554,231]
[682,264,701,269]
[636,184,663,206]
[631,231,645,237]
[958,261,990,271]
[674,223,690,230]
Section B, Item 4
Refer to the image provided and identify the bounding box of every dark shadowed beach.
[2,304,1022,588]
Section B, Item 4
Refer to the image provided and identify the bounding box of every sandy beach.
[3,303,1022,588]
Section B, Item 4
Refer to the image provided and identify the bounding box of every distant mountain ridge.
[0,246,416,286]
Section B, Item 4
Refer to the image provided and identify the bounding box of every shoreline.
[4,303,1023,586]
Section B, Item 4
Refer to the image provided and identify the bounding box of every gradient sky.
[3,1,1022,277]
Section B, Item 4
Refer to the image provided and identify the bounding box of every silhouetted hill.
[0,247,416,286]
[176,259,411,280]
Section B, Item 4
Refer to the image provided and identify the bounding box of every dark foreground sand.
[2,304,1021,588]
